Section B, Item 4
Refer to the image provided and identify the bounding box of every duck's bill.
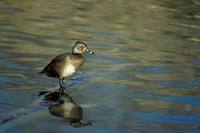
[86,49,94,54]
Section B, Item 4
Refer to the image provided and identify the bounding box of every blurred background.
[0,0,200,132]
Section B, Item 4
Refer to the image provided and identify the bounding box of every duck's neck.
[72,52,83,55]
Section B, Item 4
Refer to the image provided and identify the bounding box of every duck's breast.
[61,63,76,78]
[70,54,85,70]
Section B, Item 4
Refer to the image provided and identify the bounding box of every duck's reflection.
[39,90,92,127]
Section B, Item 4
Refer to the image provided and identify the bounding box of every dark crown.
[75,41,86,45]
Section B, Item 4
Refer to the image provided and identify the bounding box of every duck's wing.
[39,53,69,77]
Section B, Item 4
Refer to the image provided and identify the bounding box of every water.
[0,0,200,132]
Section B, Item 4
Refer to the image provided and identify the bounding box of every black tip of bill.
[86,49,94,54]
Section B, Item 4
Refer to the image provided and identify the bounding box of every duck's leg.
[60,78,69,88]
[59,78,65,94]
[61,78,68,87]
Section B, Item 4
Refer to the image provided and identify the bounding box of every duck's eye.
[78,45,85,50]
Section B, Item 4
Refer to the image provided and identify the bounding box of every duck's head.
[72,41,94,54]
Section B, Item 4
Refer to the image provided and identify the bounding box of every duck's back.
[39,53,85,78]
[39,53,68,78]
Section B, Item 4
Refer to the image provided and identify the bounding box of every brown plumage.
[39,41,94,91]
[39,53,85,78]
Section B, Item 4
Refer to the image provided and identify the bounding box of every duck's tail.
[39,70,45,74]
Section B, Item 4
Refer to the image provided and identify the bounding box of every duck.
[39,41,94,93]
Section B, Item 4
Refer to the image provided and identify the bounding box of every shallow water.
[0,0,200,132]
